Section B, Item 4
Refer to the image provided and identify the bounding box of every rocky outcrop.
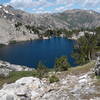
[0,69,99,100]
[70,31,96,40]
[0,60,33,76]
[95,52,100,76]
[0,77,47,100]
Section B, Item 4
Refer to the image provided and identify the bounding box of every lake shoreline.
[0,37,76,68]
[0,34,74,47]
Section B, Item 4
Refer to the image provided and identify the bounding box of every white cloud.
[55,6,69,12]
[9,0,48,8]
[6,0,100,13]
[74,0,100,8]
[83,0,100,8]
[34,10,52,14]
[96,8,100,12]
[9,0,34,8]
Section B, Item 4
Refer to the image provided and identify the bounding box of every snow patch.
[89,11,94,14]
[4,16,6,18]
[3,9,9,13]
[11,13,14,15]
[89,11,92,14]
[4,5,8,7]
[3,8,14,15]
[0,6,2,9]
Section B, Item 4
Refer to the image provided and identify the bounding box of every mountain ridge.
[0,4,100,45]
[0,4,100,29]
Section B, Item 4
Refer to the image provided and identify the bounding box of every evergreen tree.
[73,32,97,65]
[54,56,71,71]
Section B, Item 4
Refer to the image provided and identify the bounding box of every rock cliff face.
[0,5,100,45]
[0,60,33,76]
[0,5,40,45]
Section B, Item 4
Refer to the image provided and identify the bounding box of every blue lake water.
[0,37,76,68]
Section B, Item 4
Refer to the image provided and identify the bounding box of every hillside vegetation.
[0,61,95,87]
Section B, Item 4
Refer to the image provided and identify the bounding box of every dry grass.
[69,61,95,74]
[57,61,96,79]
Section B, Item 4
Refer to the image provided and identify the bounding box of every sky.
[0,0,100,13]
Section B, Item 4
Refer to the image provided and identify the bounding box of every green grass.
[96,76,100,79]
[0,70,38,87]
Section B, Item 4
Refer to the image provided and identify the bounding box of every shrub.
[9,40,17,44]
[25,25,31,30]
[36,61,49,79]
[15,22,22,31]
[54,56,71,72]
[15,22,22,28]
[0,44,5,48]
[49,75,59,83]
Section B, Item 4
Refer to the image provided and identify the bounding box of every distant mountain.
[53,9,100,29]
[0,5,100,44]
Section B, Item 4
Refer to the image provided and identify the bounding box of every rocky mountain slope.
[0,62,100,100]
[0,4,100,45]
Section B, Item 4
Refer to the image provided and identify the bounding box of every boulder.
[0,60,33,76]
[0,77,45,100]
